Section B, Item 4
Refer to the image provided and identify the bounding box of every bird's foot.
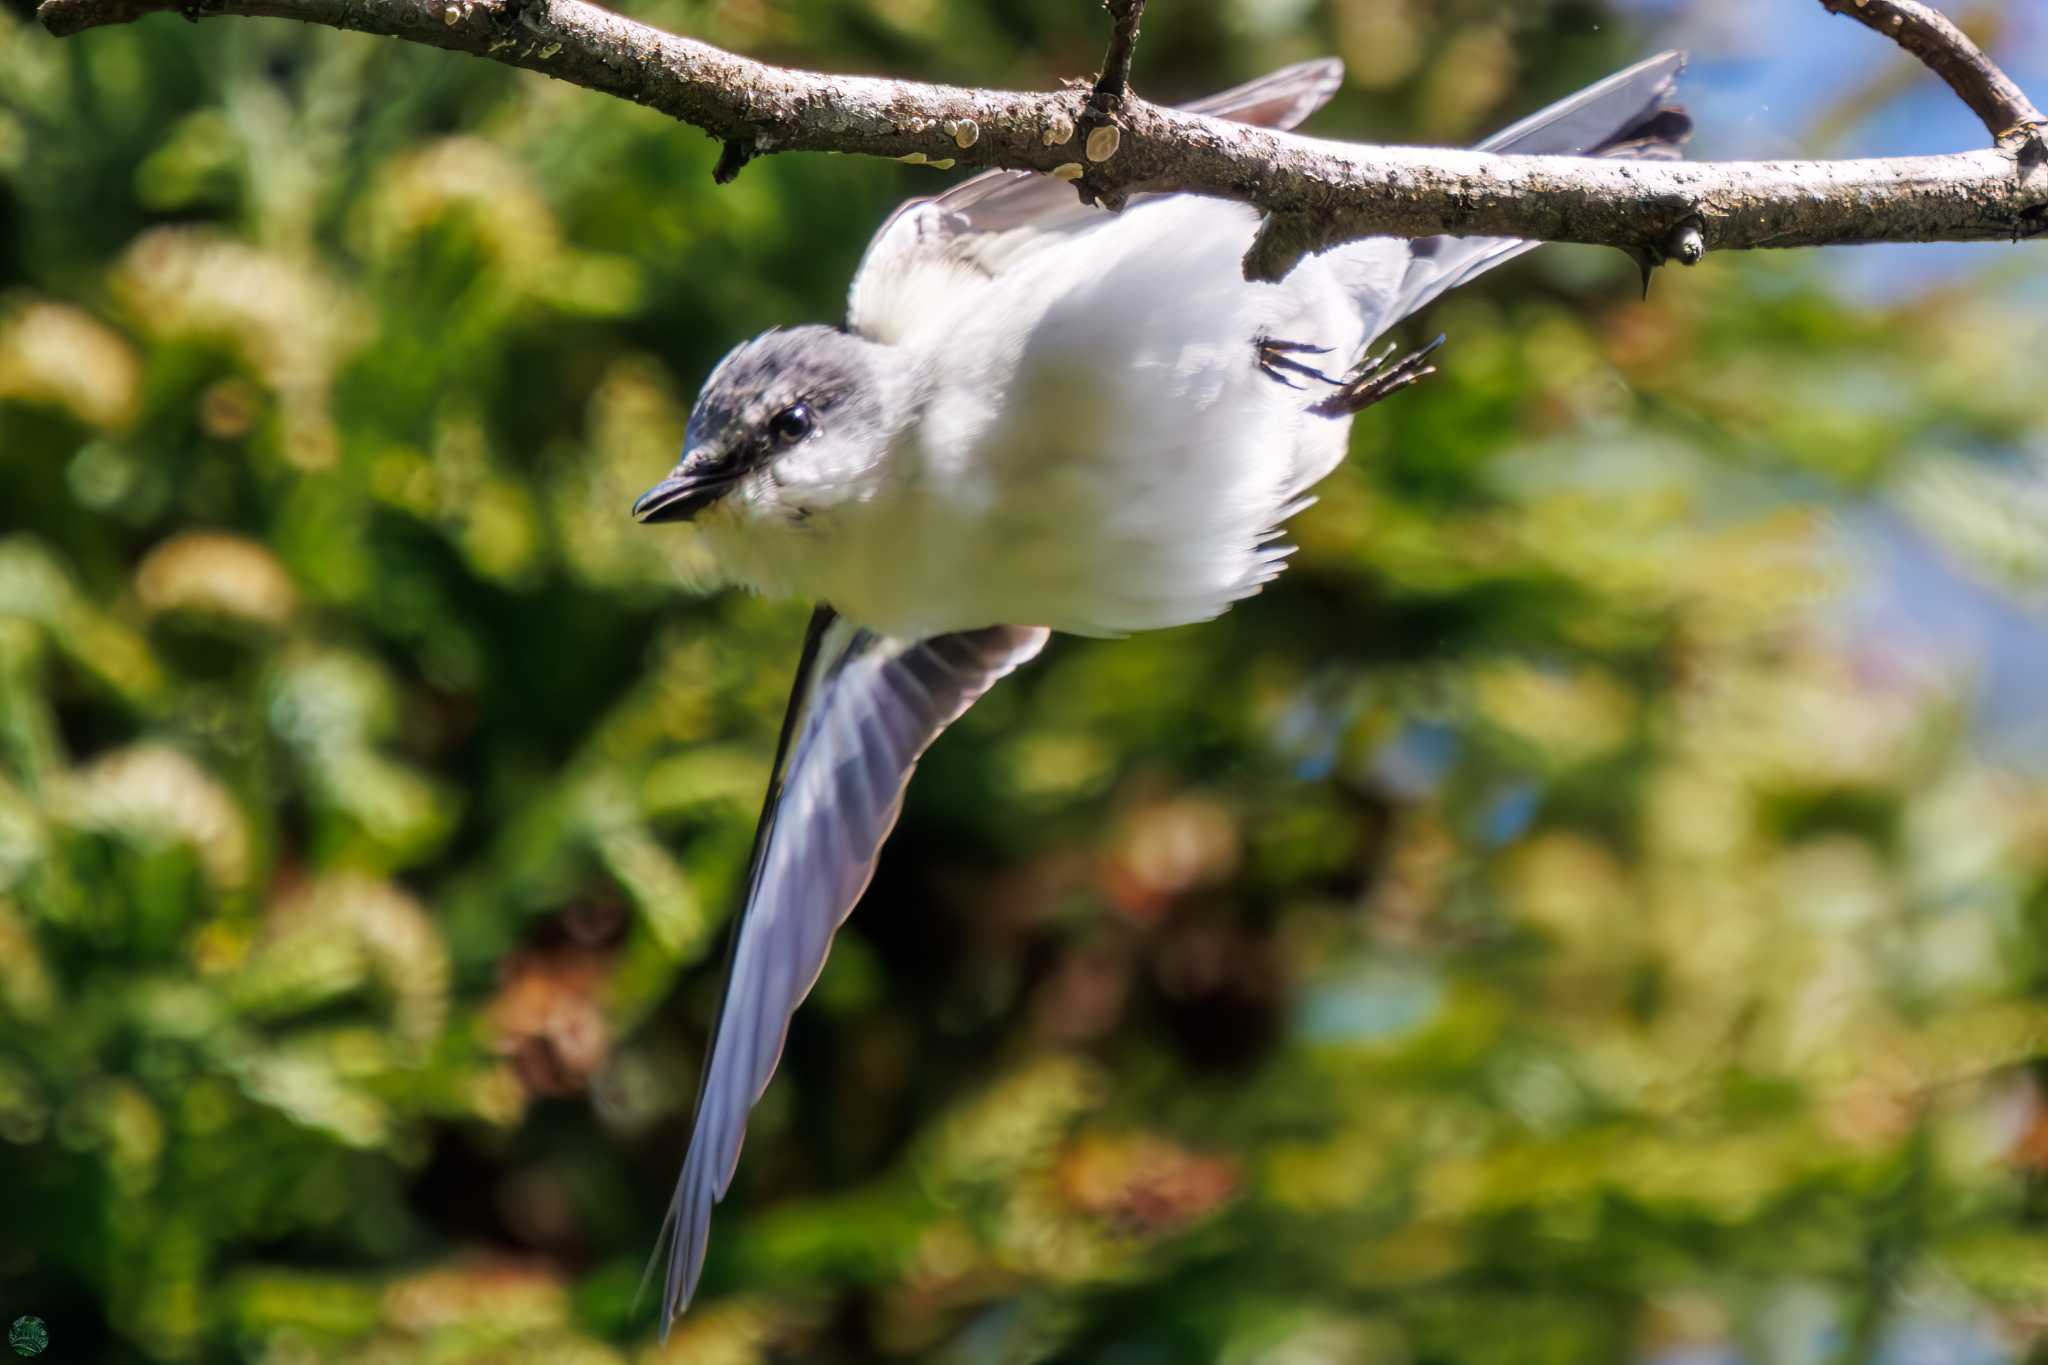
[1309,334,1446,418]
[1256,335,1337,389]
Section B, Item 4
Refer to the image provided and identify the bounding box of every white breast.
[721,197,1368,639]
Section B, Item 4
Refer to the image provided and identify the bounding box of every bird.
[632,50,1691,1328]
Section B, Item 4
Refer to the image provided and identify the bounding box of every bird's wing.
[847,58,1344,344]
[1340,51,1692,336]
[658,608,1049,1329]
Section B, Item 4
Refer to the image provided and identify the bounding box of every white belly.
[712,198,1368,638]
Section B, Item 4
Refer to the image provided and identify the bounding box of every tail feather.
[1338,51,1693,335]
[1474,50,1690,156]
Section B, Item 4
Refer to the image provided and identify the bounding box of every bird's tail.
[1336,51,1693,337]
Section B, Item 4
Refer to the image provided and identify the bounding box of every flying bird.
[633,51,1690,1326]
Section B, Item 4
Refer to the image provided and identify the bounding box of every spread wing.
[657,607,1050,1329]
[847,58,1344,344]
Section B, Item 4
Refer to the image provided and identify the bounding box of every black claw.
[1310,334,1446,418]
[1256,335,1339,388]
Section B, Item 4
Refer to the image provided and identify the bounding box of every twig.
[33,0,2048,280]
[1076,0,1145,209]
[1815,0,2044,142]
[711,139,752,185]
[1090,0,1144,116]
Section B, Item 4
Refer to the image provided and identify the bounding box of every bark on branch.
[35,0,2048,281]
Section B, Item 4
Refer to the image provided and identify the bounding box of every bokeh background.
[5,0,2048,1359]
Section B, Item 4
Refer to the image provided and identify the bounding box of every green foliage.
[5,1,2048,1361]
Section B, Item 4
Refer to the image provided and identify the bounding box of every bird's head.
[632,325,891,530]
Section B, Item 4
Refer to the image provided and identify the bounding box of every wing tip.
[1475,46,1694,158]
[1629,48,1687,82]
[1297,58,1347,125]
[1289,55,1347,100]
[656,1166,714,1338]
[1182,56,1348,132]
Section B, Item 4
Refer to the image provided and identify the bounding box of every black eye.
[767,402,814,446]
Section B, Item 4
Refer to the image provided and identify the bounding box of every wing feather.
[848,59,1345,343]
[657,608,1049,1330]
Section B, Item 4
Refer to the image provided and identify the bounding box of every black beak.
[632,469,737,524]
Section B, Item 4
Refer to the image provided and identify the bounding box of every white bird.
[632,51,1689,1327]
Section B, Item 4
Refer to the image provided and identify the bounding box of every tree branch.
[1816,0,2044,141]
[35,0,2048,282]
